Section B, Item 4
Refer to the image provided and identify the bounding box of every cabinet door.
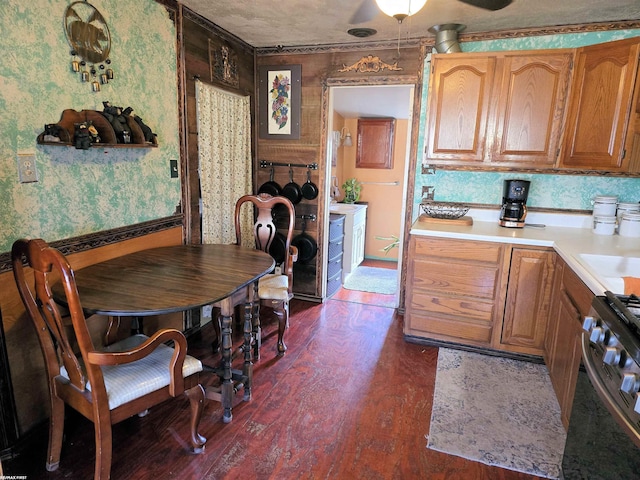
[490,52,573,166]
[356,118,395,169]
[425,55,496,164]
[352,222,366,268]
[501,248,556,353]
[560,37,640,170]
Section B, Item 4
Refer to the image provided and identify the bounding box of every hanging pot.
[268,231,288,265]
[281,167,302,205]
[258,167,282,196]
[291,219,317,264]
[301,168,319,200]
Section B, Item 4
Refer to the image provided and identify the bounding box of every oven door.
[562,332,640,479]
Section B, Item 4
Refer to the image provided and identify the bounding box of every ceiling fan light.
[375,0,428,22]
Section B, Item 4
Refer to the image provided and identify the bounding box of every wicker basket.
[421,201,470,220]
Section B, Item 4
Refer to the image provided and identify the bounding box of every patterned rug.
[343,266,396,295]
[427,348,566,479]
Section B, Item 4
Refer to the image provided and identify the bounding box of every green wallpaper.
[414,29,640,216]
[0,0,181,253]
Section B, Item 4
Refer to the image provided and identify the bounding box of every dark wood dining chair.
[213,193,297,356]
[12,239,206,480]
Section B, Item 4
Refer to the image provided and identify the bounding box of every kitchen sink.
[576,253,640,293]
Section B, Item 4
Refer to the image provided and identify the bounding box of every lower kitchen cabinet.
[500,247,556,355]
[405,236,510,347]
[405,236,556,356]
[544,256,593,429]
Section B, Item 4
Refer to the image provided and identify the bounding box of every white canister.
[593,215,617,235]
[592,195,618,217]
[619,213,640,237]
[616,202,640,222]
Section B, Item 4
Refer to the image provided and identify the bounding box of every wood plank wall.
[256,47,424,299]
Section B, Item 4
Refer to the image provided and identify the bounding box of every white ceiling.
[179,0,640,48]
[332,85,413,119]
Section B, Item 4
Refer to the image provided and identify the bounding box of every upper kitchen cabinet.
[490,51,573,166]
[425,55,496,164]
[424,49,573,168]
[356,118,396,169]
[559,37,640,172]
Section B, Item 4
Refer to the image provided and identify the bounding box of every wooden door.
[356,118,395,169]
[490,51,573,166]
[501,248,556,353]
[560,37,640,170]
[425,54,496,164]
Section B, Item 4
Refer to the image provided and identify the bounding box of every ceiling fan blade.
[458,0,512,11]
[349,0,379,24]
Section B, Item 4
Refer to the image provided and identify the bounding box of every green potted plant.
[341,178,361,204]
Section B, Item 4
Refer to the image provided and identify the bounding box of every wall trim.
[0,215,184,274]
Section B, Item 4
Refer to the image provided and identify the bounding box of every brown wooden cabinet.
[425,55,496,165]
[560,37,640,171]
[356,118,395,169]
[489,52,573,166]
[500,247,556,355]
[404,236,509,347]
[544,256,593,429]
[425,50,573,168]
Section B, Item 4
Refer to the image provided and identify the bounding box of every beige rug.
[427,348,566,479]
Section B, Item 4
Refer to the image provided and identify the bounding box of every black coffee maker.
[499,179,530,228]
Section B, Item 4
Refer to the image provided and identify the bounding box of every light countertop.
[410,208,640,295]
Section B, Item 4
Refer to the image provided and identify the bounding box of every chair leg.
[275,300,289,355]
[185,384,206,453]
[93,417,112,480]
[46,395,65,471]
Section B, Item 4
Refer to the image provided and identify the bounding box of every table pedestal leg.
[242,293,253,401]
[252,282,261,361]
[219,297,234,423]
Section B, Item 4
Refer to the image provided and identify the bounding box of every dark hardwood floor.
[4,261,544,479]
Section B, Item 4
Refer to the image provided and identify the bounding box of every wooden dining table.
[52,243,275,423]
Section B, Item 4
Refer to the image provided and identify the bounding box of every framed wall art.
[259,65,301,140]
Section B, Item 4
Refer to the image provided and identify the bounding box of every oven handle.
[581,332,640,449]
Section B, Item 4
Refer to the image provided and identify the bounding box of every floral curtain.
[196,80,254,247]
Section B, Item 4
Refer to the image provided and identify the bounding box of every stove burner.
[605,291,640,334]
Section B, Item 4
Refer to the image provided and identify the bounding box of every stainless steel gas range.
[562,292,640,479]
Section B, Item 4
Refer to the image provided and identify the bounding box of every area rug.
[343,266,396,295]
[427,348,566,479]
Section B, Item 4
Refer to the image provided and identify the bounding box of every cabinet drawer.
[328,237,344,259]
[406,311,493,343]
[409,291,495,323]
[326,269,342,297]
[412,236,503,264]
[411,258,501,299]
[329,214,345,240]
[327,253,343,277]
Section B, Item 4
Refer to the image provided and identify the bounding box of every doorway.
[324,84,414,307]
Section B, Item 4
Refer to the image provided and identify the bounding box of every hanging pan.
[301,168,319,200]
[258,167,282,196]
[268,231,288,265]
[282,167,302,205]
[291,218,317,264]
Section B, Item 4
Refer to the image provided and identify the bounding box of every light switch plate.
[170,159,178,178]
[17,153,38,183]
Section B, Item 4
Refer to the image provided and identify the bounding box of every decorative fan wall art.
[64,1,114,92]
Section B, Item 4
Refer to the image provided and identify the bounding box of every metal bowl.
[421,201,470,219]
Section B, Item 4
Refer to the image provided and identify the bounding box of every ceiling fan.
[349,0,512,24]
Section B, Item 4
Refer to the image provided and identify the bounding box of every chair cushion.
[61,334,203,410]
[258,274,289,301]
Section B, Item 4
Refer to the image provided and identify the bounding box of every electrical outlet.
[17,154,38,183]
[170,159,178,178]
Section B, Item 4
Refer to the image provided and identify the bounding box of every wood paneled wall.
[179,7,256,245]
[256,47,424,299]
